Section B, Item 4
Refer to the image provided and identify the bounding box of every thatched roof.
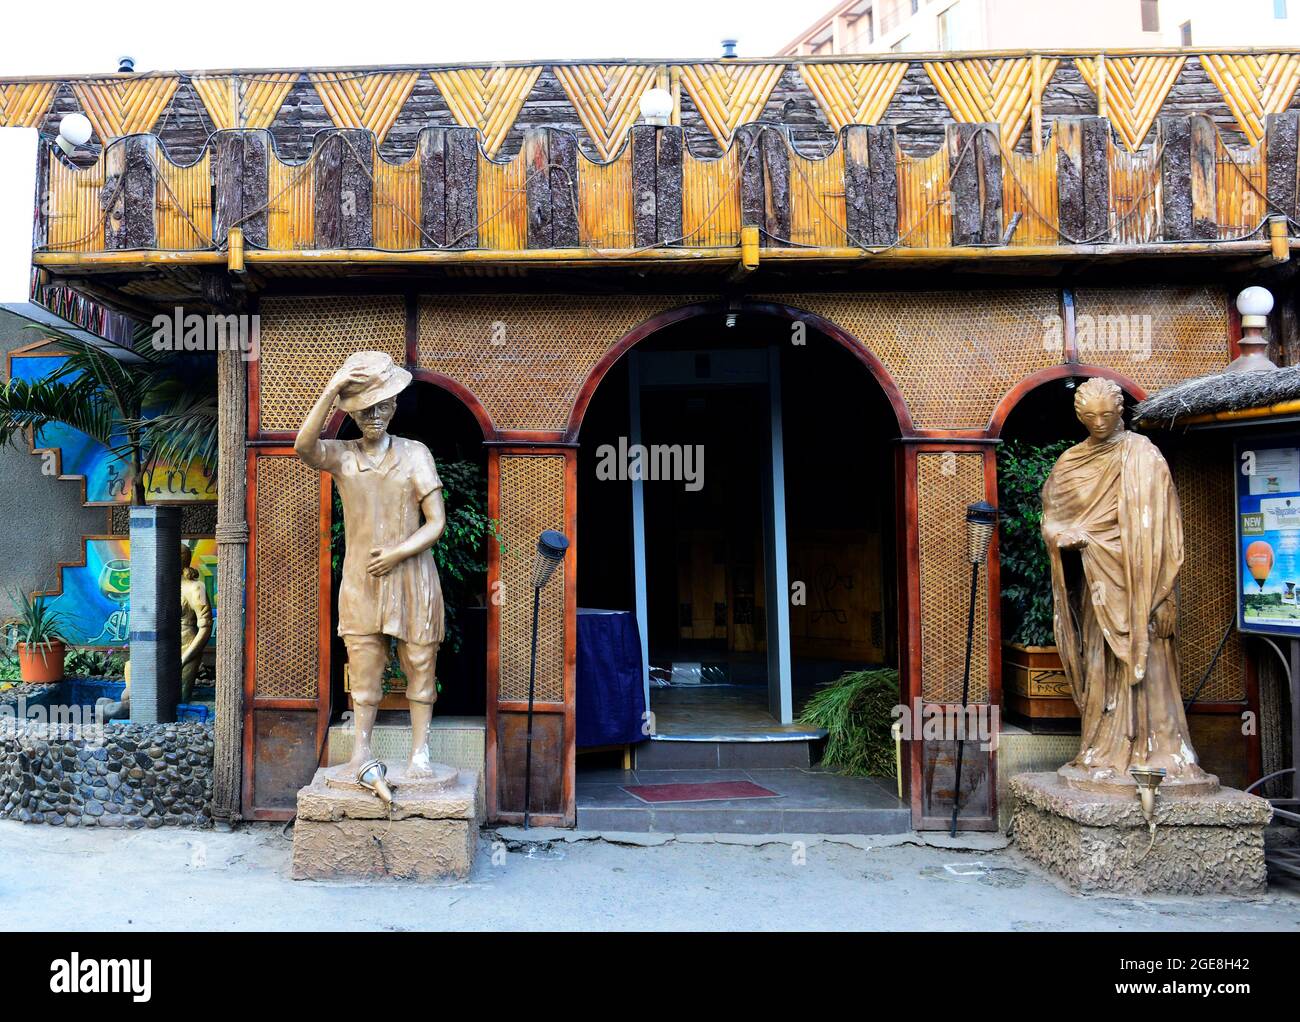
[1134,366,1300,427]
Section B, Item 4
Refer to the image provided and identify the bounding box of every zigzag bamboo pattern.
[923,57,1059,148]
[0,82,56,127]
[677,63,785,146]
[429,66,542,157]
[799,62,908,132]
[552,64,659,161]
[192,73,299,130]
[69,77,180,139]
[1075,55,1186,151]
[309,71,420,143]
[1202,53,1300,146]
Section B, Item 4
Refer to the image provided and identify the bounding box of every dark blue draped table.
[576,608,647,748]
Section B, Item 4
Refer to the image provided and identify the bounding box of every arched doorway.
[571,302,907,771]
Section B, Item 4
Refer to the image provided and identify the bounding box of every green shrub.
[798,668,900,778]
[997,438,1071,647]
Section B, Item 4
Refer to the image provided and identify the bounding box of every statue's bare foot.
[405,746,435,779]
[344,749,375,775]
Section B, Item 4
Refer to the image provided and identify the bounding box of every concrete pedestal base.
[292,764,480,881]
[1009,772,1272,895]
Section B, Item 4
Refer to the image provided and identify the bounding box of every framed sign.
[1236,436,1300,638]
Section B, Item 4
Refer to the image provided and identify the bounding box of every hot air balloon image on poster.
[1246,540,1275,591]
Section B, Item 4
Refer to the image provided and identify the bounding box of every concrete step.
[576,767,909,835]
[634,736,821,770]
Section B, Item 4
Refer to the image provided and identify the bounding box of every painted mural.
[46,538,217,647]
[10,351,217,504]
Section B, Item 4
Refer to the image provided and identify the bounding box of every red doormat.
[622,780,781,804]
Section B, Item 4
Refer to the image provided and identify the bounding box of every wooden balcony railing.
[30,111,1300,269]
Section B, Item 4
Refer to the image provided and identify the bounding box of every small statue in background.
[179,543,211,703]
[100,543,211,720]
[1040,377,1216,793]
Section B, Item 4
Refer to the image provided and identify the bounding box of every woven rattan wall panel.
[757,291,1060,430]
[253,455,320,699]
[917,451,990,703]
[498,455,567,702]
[1173,440,1247,703]
[1071,288,1229,396]
[257,295,406,433]
[417,295,703,432]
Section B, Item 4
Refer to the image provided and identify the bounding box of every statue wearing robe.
[1041,393,1216,792]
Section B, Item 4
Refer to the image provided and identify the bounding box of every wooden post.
[1266,112,1299,230]
[630,124,657,248]
[1031,54,1044,156]
[313,133,341,248]
[1159,115,1191,241]
[550,130,579,248]
[761,127,791,247]
[418,127,448,248]
[524,128,552,248]
[212,343,248,821]
[1190,115,1217,239]
[843,125,899,247]
[1057,116,1110,244]
[104,135,157,250]
[737,125,765,232]
[214,132,268,250]
[314,130,373,248]
[655,125,684,245]
[445,126,479,249]
[948,122,1002,246]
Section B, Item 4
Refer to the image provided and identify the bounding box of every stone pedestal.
[1009,772,1272,895]
[292,764,480,881]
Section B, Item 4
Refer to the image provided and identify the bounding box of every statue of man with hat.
[296,352,446,779]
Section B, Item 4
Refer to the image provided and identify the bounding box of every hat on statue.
[335,351,413,412]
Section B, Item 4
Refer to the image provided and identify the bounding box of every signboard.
[1236,436,1300,638]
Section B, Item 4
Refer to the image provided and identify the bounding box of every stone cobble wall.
[0,717,214,829]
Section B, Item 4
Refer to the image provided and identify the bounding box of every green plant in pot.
[997,438,1076,726]
[2,590,72,685]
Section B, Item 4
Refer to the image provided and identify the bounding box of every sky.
[0,0,821,76]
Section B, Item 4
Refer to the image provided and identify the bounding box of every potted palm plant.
[998,439,1077,728]
[4,590,71,684]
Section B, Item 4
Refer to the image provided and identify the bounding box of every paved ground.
[1,820,1298,931]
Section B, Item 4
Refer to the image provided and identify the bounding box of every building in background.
[780,0,1300,55]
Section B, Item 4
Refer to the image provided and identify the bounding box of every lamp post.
[1226,286,1275,373]
[523,530,570,828]
[950,500,998,837]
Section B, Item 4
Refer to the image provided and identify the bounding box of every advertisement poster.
[1237,438,1300,637]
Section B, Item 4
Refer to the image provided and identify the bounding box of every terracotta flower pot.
[17,640,65,684]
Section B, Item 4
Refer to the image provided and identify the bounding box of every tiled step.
[576,767,910,835]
